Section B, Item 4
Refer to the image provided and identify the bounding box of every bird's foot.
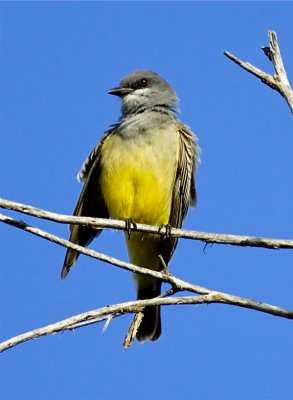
[125,219,137,239]
[158,223,172,239]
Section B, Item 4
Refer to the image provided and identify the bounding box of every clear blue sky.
[1,2,293,400]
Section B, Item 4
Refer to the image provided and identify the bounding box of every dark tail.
[136,282,162,342]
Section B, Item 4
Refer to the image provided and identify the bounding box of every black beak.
[107,87,134,97]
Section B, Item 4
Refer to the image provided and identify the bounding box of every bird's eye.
[140,78,148,87]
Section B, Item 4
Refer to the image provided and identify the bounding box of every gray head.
[108,70,178,116]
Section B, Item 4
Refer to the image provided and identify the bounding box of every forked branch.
[224,31,293,113]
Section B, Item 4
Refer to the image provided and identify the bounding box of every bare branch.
[224,30,293,114]
[1,197,293,250]
[1,294,292,353]
[0,212,220,295]
[1,207,292,352]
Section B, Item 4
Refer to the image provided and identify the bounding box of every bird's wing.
[161,122,200,264]
[61,129,115,279]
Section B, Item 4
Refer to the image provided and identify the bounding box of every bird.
[61,70,200,342]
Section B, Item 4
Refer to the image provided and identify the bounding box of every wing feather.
[61,129,115,279]
[161,123,200,264]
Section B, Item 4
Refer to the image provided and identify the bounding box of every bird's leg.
[125,219,137,239]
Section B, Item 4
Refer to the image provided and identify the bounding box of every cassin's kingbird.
[62,70,200,342]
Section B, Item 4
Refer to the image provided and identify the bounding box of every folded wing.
[61,131,114,279]
[161,123,200,264]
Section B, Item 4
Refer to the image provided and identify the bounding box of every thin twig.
[123,311,144,349]
[123,285,179,348]
[1,197,293,250]
[224,31,293,114]
[1,294,292,353]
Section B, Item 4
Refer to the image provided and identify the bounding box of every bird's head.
[108,70,178,116]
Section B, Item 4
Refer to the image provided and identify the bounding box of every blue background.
[1,2,293,399]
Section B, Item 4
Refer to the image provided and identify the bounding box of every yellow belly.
[99,126,179,225]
